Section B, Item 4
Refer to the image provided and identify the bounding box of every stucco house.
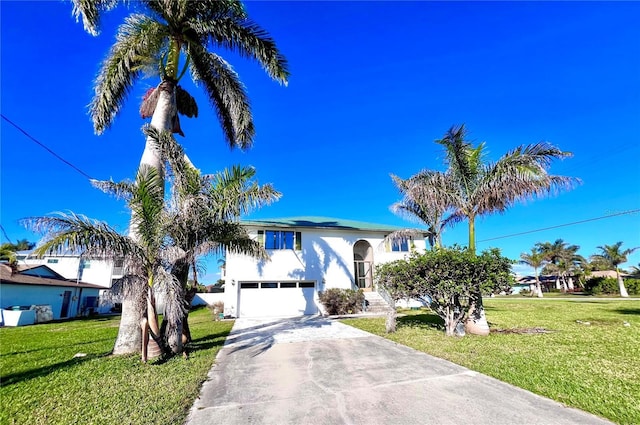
[15,250,124,288]
[13,250,125,314]
[0,264,103,326]
[224,217,427,318]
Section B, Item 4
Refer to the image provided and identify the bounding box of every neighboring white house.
[15,250,124,288]
[14,250,125,313]
[0,264,103,325]
[224,217,427,318]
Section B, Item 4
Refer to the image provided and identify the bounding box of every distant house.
[514,275,558,293]
[224,217,428,318]
[15,250,124,288]
[13,250,126,314]
[0,264,103,326]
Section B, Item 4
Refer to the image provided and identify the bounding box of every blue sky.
[1,1,639,281]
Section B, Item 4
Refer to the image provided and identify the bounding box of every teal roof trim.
[241,216,422,233]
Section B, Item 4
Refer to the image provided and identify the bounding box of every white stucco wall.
[0,283,101,321]
[224,227,426,317]
[192,293,225,307]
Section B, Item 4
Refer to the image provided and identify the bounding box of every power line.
[478,209,640,243]
[1,114,94,180]
[0,224,13,245]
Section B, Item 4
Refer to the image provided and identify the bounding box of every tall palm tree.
[71,0,288,354]
[437,125,577,254]
[404,124,577,334]
[590,242,638,298]
[519,248,546,297]
[389,172,451,249]
[72,0,289,171]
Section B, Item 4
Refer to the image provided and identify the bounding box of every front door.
[353,240,374,291]
[61,291,72,318]
[354,259,373,290]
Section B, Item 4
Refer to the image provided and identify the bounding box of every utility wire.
[1,114,94,180]
[0,224,13,244]
[478,209,640,243]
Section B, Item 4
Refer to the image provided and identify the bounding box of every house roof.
[0,264,104,289]
[241,216,426,233]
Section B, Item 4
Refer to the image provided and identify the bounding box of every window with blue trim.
[258,230,302,250]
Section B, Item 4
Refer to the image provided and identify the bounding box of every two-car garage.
[237,280,318,317]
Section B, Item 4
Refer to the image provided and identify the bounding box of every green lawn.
[0,307,233,425]
[343,298,640,424]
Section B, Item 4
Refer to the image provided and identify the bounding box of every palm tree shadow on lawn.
[396,312,502,332]
[615,308,640,315]
[151,329,233,365]
[188,330,233,352]
[1,353,107,387]
[397,313,444,330]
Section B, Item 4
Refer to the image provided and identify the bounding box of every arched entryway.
[353,240,373,291]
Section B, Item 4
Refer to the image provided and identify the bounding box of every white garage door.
[238,281,317,317]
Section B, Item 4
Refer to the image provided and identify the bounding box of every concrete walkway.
[185,316,611,425]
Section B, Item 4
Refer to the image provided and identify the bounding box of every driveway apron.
[186,316,611,425]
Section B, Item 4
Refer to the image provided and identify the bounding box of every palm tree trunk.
[112,295,145,355]
[534,267,543,298]
[468,216,476,255]
[112,82,176,355]
[617,268,629,297]
[464,216,489,335]
[146,286,163,359]
[465,292,490,336]
[568,276,574,291]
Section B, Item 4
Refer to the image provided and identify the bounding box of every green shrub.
[376,246,513,336]
[319,288,365,315]
[585,277,618,295]
[624,278,640,295]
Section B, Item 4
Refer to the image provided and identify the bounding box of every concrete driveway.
[186,316,611,425]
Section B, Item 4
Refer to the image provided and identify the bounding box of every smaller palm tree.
[537,239,579,291]
[519,248,546,297]
[27,166,179,360]
[590,242,638,298]
[388,172,452,249]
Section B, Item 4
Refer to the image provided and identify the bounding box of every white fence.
[192,293,224,307]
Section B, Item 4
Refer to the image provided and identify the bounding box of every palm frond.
[472,142,580,215]
[383,229,428,249]
[90,178,135,201]
[190,16,289,85]
[129,166,166,252]
[71,0,119,36]
[108,273,148,301]
[176,85,198,118]
[184,0,247,22]
[91,14,167,134]
[208,165,281,220]
[187,44,253,148]
[436,124,482,197]
[23,212,141,260]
